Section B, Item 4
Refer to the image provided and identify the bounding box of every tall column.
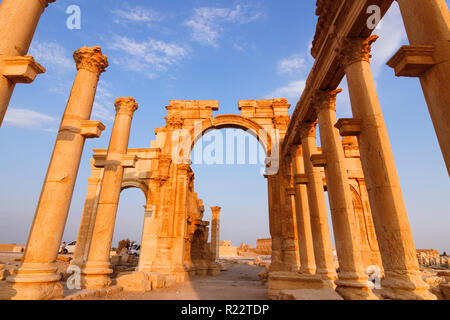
[0,0,55,125]
[210,206,221,263]
[340,36,436,300]
[71,161,103,268]
[291,145,316,275]
[82,97,138,289]
[300,122,337,285]
[314,89,376,300]
[393,0,450,174]
[5,46,108,300]
[266,175,284,272]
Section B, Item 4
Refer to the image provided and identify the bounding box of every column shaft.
[71,163,103,268]
[300,124,337,283]
[0,0,55,124]
[315,90,375,299]
[291,146,316,274]
[6,47,107,300]
[210,207,221,262]
[82,98,138,289]
[343,35,435,299]
[396,0,450,174]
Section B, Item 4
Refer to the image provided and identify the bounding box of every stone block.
[115,272,152,293]
[164,276,177,288]
[280,289,344,300]
[148,272,165,289]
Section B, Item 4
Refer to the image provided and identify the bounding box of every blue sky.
[0,1,448,251]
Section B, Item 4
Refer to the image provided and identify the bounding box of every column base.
[81,262,113,290]
[316,269,338,289]
[1,262,64,300]
[268,272,342,300]
[335,272,379,300]
[207,262,220,276]
[379,271,437,300]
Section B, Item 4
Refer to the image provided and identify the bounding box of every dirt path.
[95,263,269,300]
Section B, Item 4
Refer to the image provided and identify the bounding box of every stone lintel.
[0,55,45,83]
[294,174,309,185]
[386,45,435,77]
[310,154,327,168]
[335,118,361,136]
[80,120,105,139]
[121,155,138,168]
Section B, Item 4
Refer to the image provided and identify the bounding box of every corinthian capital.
[339,35,379,67]
[313,88,343,113]
[299,121,318,139]
[73,46,108,74]
[115,97,138,116]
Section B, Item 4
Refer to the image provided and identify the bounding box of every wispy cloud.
[4,108,58,131]
[277,54,306,75]
[28,41,73,72]
[185,4,263,47]
[265,80,306,101]
[108,36,187,78]
[112,5,164,28]
[92,81,115,123]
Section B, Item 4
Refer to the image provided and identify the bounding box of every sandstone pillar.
[340,36,435,300]
[210,206,221,262]
[71,162,103,268]
[5,47,107,300]
[291,146,316,275]
[137,205,159,272]
[392,0,450,174]
[82,97,138,289]
[266,175,284,272]
[0,0,55,125]
[314,89,376,300]
[299,122,337,284]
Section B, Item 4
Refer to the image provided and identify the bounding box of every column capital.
[299,121,318,139]
[114,97,138,116]
[339,35,379,68]
[313,89,343,113]
[73,46,108,75]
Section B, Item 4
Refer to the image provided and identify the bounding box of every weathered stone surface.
[280,288,343,300]
[115,272,152,293]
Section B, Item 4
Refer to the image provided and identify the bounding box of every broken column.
[0,0,55,125]
[82,97,138,289]
[5,46,107,300]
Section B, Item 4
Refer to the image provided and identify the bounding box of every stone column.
[5,47,107,300]
[299,122,337,285]
[210,206,221,263]
[82,97,138,289]
[314,89,376,300]
[266,175,284,272]
[392,0,450,174]
[137,205,158,272]
[291,145,316,275]
[0,0,55,125]
[71,161,103,268]
[340,36,435,300]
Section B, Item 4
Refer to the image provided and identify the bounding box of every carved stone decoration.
[73,46,109,75]
[338,35,379,68]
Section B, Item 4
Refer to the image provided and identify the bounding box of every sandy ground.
[93,263,269,300]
